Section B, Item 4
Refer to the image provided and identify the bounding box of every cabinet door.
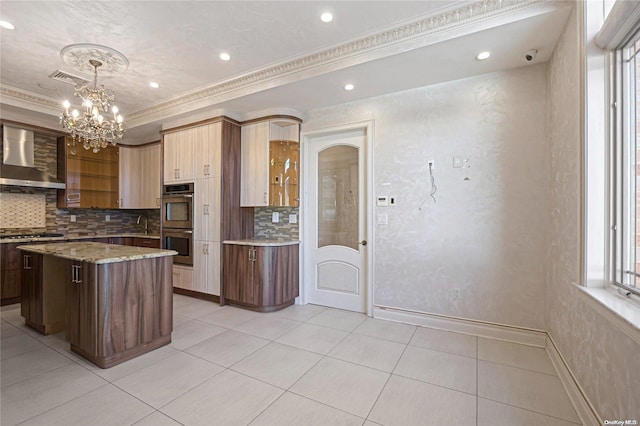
[194,123,222,179]
[118,146,139,208]
[141,144,161,208]
[172,264,193,290]
[1,243,21,302]
[194,178,220,242]
[206,242,221,296]
[240,122,270,206]
[223,244,253,303]
[164,131,194,183]
[21,253,43,329]
[65,261,96,355]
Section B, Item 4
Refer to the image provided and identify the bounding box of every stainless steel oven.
[162,183,194,229]
[163,228,194,266]
[162,182,194,265]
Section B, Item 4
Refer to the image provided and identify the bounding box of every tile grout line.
[362,324,419,422]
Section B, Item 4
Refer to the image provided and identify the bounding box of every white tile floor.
[0,294,582,426]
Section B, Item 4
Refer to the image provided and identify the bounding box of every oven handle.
[184,230,193,234]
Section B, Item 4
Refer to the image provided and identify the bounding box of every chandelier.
[60,59,124,153]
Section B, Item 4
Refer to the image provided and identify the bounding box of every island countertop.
[18,241,177,264]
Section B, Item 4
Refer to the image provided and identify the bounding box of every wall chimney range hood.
[0,126,66,189]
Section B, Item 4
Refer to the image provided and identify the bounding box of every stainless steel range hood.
[0,126,65,189]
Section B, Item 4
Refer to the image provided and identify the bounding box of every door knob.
[359,240,367,246]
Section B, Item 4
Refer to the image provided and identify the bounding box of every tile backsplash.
[254,207,299,240]
[0,193,46,229]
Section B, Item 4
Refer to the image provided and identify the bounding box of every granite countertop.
[1,233,160,244]
[17,242,177,264]
[223,239,300,247]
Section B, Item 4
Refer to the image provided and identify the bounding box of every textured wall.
[546,8,640,420]
[303,64,549,330]
[0,133,160,236]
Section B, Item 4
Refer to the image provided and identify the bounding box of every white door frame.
[299,120,375,316]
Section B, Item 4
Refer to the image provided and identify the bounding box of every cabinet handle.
[248,249,253,261]
[204,164,210,176]
[71,265,76,283]
[76,265,83,283]
[203,243,209,255]
[175,168,180,179]
[204,204,209,215]
[156,198,160,207]
[23,254,31,270]
[263,192,268,204]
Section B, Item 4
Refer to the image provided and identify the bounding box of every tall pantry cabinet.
[162,117,252,301]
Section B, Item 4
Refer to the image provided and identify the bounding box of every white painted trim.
[373,305,547,347]
[300,120,375,316]
[546,334,603,426]
[373,305,601,425]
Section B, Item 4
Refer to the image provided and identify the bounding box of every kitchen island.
[18,242,176,368]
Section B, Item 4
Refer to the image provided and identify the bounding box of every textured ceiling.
[0,1,572,143]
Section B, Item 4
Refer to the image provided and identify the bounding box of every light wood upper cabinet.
[194,123,222,179]
[241,121,270,206]
[119,143,161,209]
[240,118,300,207]
[163,129,194,183]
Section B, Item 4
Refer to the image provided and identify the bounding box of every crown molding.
[126,0,554,126]
[2,0,564,129]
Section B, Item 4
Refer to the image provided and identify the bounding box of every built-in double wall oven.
[162,183,194,265]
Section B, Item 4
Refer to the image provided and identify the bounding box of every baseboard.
[373,305,547,347]
[545,334,603,426]
[373,305,602,426]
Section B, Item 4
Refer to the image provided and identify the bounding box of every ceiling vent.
[48,69,89,86]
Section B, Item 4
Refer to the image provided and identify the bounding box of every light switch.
[289,214,297,224]
[105,215,110,222]
[70,214,76,223]
[272,212,280,223]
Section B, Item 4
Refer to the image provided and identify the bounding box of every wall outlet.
[272,212,280,223]
[389,196,397,206]
[105,215,110,222]
[289,213,297,224]
[70,214,76,223]
[377,214,388,225]
[427,160,435,170]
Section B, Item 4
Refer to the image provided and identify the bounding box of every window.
[614,34,640,296]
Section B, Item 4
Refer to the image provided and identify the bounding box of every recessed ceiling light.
[320,12,333,23]
[149,82,159,89]
[0,21,15,30]
[219,52,231,61]
[344,84,354,91]
[476,51,491,60]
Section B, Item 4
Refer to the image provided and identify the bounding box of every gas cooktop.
[1,233,64,240]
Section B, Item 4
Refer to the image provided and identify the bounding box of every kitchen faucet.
[136,215,149,235]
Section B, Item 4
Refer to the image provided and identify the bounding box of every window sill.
[577,284,640,345]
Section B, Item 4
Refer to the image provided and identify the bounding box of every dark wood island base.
[18,242,176,369]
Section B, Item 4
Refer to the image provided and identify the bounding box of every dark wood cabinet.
[64,257,173,368]
[223,243,298,312]
[1,243,22,305]
[20,252,44,333]
[65,260,94,355]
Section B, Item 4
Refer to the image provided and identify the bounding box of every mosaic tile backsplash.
[0,193,46,229]
[254,207,299,240]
